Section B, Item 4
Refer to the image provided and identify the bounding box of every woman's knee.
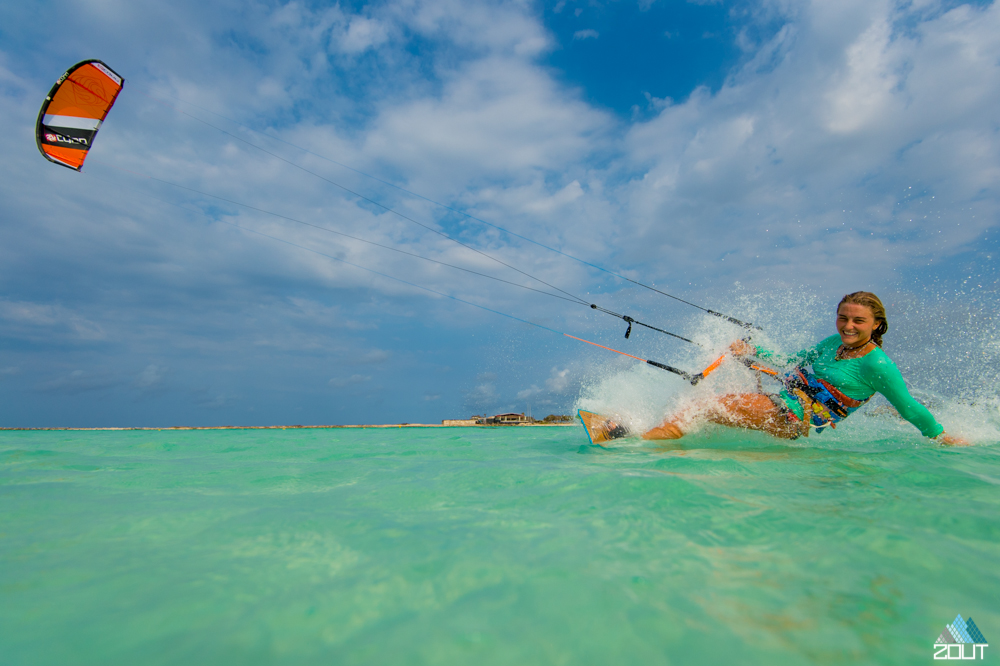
[642,422,684,440]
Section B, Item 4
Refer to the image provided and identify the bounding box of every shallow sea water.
[1,426,998,665]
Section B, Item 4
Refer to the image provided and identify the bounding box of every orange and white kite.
[35,59,124,171]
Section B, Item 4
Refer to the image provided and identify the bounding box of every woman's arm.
[863,354,946,439]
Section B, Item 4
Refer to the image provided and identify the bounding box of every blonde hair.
[838,291,888,347]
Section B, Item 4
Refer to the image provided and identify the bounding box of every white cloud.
[356,350,391,364]
[338,16,390,54]
[196,392,237,409]
[517,367,572,400]
[135,364,166,389]
[516,384,542,399]
[573,29,599,40]
[522,180,585,214]
[1,0,997,426]
[0,300,107,341]
[363,56,610,186]
[35,370,119,394]
[401,0,551,56]
[329,374,371,387]
[620,0,1000,288]
[464,377,499,410]
[823,17,897,134]
[545,367,571,392]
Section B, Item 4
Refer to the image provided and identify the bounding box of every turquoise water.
[1,426,998,665]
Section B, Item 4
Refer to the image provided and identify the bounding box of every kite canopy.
[35,59,124,171]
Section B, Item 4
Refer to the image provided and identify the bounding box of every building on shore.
[484,412,534,425]
[439,413,573,426]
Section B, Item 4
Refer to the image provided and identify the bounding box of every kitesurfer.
[641,292,969,446]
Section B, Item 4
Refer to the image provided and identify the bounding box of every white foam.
[573,285,999,448]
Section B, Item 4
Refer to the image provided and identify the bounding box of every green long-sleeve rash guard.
[754,335,944,438]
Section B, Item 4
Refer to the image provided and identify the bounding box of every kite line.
[32,59,754,384]
[146,88,759,331]
[87,168,721,384]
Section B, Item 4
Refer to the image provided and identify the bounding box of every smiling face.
[836,302,877,347]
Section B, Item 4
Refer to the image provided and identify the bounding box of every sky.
[0,0,998,427]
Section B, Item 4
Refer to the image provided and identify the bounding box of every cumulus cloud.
[0,300,106,341]
[338,16,391,54]
[329,374,371,387]
[0,0,996,426]
[196,392,237,409]
[464,373,499,411]
[35,370,119,394]
[362,55,610,188]
[355,350,391,364]
[545,367,571,392]
[134,364,167,390]
[620,0,1000,287]
[823,17,897,134]
[516,384,542,399]
[516,366,573,401]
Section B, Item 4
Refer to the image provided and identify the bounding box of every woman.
[641,292,968,446]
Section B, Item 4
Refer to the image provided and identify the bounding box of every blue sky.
[1,0,998,427]
[544,0,746,114]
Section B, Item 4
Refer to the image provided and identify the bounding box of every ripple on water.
[0,426,997,665]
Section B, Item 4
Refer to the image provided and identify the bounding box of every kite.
[35,59,124,171]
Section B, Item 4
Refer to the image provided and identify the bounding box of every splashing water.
[575,287,1000,446]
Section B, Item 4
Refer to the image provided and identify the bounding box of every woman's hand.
[936,432,971,447]
[729,339,755,357]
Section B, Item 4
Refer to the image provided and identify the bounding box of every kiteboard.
[577,410,634,446]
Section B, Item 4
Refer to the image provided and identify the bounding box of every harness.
[782,367,870,432]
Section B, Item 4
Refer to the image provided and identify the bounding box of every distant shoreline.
[1,423,577,431]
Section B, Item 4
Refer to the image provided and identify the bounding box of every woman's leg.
[642,393,803,440]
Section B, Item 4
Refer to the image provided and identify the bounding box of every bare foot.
[642,422,684,440]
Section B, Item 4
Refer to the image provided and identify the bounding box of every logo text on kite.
[45,133,88,146]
